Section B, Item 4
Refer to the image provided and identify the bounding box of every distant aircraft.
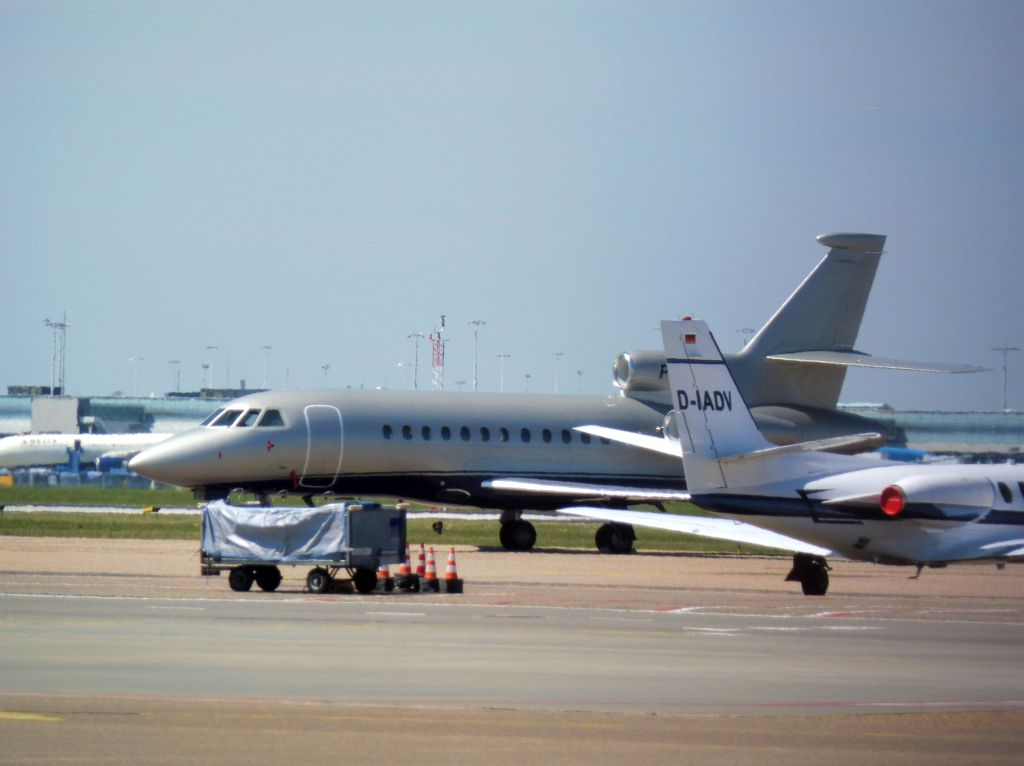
[569,318,1024,595]
[129,232,978,552]
[0,432,171,469]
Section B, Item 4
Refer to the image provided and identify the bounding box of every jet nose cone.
[129,437,196,485]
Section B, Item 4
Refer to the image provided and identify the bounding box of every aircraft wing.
[556,506,832,556]
[571,426,681,457]
[483,478,690,503]
[766,350,985,374]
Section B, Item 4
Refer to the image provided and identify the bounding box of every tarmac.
[1,536,1022,764]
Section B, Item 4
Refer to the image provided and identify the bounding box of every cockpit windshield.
[200,408,225,426]
[236,409,261,428]
[210,409,244,427]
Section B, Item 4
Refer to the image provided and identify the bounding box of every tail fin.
[662,319,772,491]
[728,232,886,410]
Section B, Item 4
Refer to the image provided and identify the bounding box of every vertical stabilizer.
[728,232,886,410]
[662,319,772,491]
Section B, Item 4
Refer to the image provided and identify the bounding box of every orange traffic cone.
[416,543,426,576]
[396,542,419,593]
[443,546,463,594]
[376,561,394,593]
[423,546,440,592]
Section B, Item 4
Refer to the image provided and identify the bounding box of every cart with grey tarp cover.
[200,500,407,594]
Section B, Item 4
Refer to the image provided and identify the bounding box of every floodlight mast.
[992,346,1020,411]
[44,312,69,396]
[469,320,485,391]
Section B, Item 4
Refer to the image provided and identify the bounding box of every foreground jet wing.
[766,350,986,373]
[556,506,832,556]
[483,477,690,503]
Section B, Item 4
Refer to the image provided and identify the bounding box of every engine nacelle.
[613,351,668,393]
[879,474,996,518]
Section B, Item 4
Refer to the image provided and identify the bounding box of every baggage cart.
[200,500,407,594]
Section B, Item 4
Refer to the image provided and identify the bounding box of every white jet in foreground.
[567,318,1024,595]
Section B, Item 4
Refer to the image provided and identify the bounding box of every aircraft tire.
[255,566,282,592]
[228,567,254,592]
[352,568,377,595]
[306,567,331,594]
[595,523,635,554]
[500,520,536,551]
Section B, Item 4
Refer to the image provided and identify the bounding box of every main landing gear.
[595,522,636,554]
[499,511,537,551]
[785,553,830,596]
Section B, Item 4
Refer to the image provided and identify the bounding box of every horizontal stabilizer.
[573,425,681,457]
[484,477,691,503]
[767,350,985,374]
[556,507,832,556]
[719,432,883,465]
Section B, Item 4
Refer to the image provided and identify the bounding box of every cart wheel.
[306,567,331,594]
[228,567,254,592]
[352,568,377,595]
[255,566,282,592]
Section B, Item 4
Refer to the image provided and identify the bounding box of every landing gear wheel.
[255,566,282,592]
[595,523,636,554]
[306,567,331,594]
[786,553,830,596]
[499,520,537,551]
[352,568,377,594]
[228,567,254,592]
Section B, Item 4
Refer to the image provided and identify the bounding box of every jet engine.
[878,474,996,519]
[613,351,668,394]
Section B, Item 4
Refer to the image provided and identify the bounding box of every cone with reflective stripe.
[443,546,463,594]
[375,561,394,593]
[416,543,426,576]
[423,546,440,592]
[396,543,419,592]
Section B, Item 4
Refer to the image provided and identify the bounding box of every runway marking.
[0,711,62,722]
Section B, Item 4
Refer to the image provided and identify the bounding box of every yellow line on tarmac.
[0,711,62,722]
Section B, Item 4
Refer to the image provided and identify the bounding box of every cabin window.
[237,410,261,428]
[211,409,243,427]
[422,426,432,441]
[498,427,509,443]
[561,428,571,444]
[201,408,225,426]
[520,428,531,443]
[402,425,413,440]
[441,426,452,441]
[480,427,491,442]
[998,482,1013,503]
[382,425,393,440]
[542,429,552,443]
[460,426,471,442]
[257,409,285,427]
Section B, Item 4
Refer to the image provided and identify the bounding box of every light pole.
[577,369,583,393]
[321,363,330,383]
[408,331,425,390]
[129,356,144,397]
[469,320,486,391]
[497,354,511,393]
[260,345,272,388]
[524,373,531,393]
[397,361,412,389]
[992,346,1020,411]
[205,345,218,389]
[554,352,564,393]
[168,360,181,393]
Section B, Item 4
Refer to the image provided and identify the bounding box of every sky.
[2,1,1022,410]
